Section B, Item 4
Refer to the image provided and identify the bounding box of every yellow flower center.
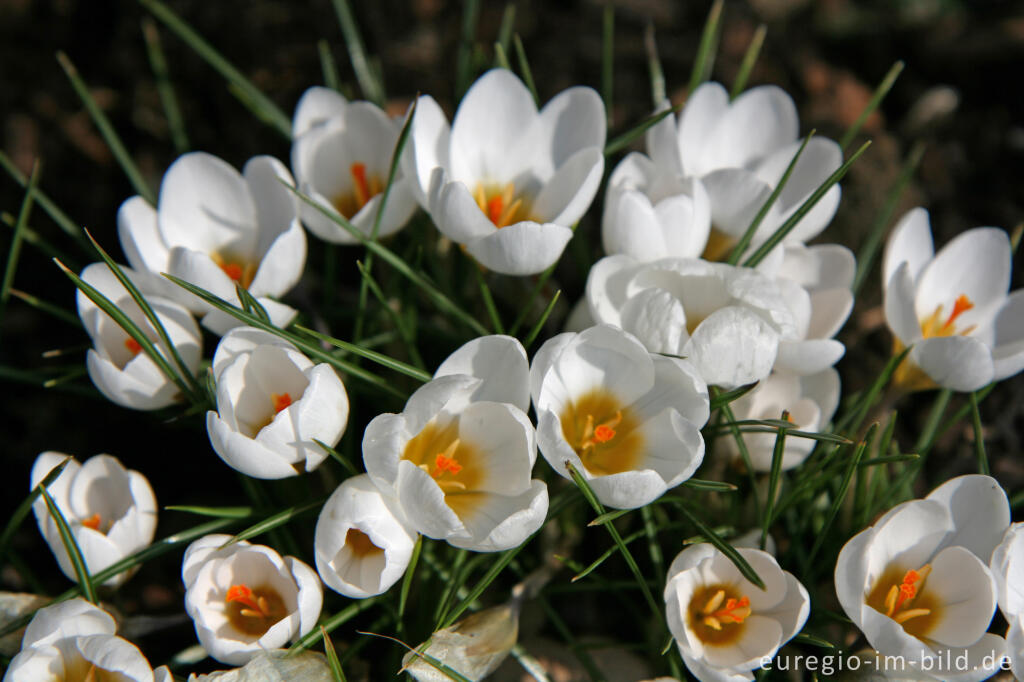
[893,294,976,391]
[473,182,534,228]
[224,583,286,636]
[345,528,384,557]
[79,513,108,534]
[251,392,295,434]
[701,226,736,262]
[402,420,484,518]
[687,584,752,645]
[334,162,383,218]
[559,389,643,476]
[210,252,257,289]
[866,564,939,638]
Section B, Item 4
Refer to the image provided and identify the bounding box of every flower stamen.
[581,411,622,450]
[431,439,463,478]
[210,253,256,289]
[226,584,274,619]
[699,590,751,631]
[80,513,102,531]
[271,392,292,414]
[124,337,142,355]
[474,182,528,228]
[882,565,932,623]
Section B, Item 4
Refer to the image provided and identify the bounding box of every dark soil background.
[1,0,1023,678]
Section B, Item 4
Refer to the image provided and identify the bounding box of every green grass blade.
[315,439,359,477]
[137,0,291,138]
[602,3,614,126]
[474,266,504,334]
[8,289,81,328]
[1,211,80,267]
[836,345,912,436]
[604,107,675,156]
[508,260,559,336]
[399,535,423,621]
[687,0,724,94]
[141,18,189,154]
[322,626,347,682]
[708,382,757,410]
[840,60,904,151]
[294,324,431,382]
[439,547,523,629]
[0,456,72,562]
[497,4,516,56]
[714,390,760,511]
[0,150,84,242]
[0,162,40,336]
[682,478,738,492]
[287,596,381,655]
[676,504,765,589]
[761,412,789,549]
[218,497,325,548]
[522,290,560,349]
[40,485,98,604]
[353,260,426,369]
[730,24,766,99]
[644,21,665,107]
[493,42,511,70]
[162,273,406,398]
[640,505,665,588]
[970,391,989,474]
[164,505,254,519]
[726,131,814,265]
[318,40,342,91]
[743,140,872,267]
[330,0,385,106]
[852,141,925,296]
[807,425,875,564]
[512,34,539,107]
[456,0,482,98]
[57,52,157,205]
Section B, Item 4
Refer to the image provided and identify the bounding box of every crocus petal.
[677,82,730,176]
[167,246,238,306]
[915,227,1012,323]
[531,147,604,226]
[535,85,606,171]
[685,307,779,388]
[207,411,301,479]
[586,254,639,327]
[118,195,169,275]
[921,545,997,647]
[292,86,349,137]
[885,262,923,345]
[645,100,684,177]
[928,474,1010,562]
[21,598,116,649]
[699,85,798,174]
[434,177,502,244]
[701,168,774,239]
[910,335,994,392]
[619,286,687,356]
[773,338,845,375]
[464,221,573,276]
[247,218,306,298]
[212,327,297,377]
[243,156,300,255]
[449,480,548,552]
[883,207,935,287]
[86,350,182,410]
[434,335,530,412]
[404,95,451,204]
[992,289,1024,381]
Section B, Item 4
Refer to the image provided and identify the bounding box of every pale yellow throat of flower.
[402,420,485,518]
[560,389,644,476]
[224,583,287,636]
[252,392,294,434]
[892,294,976,391]
[702,226,737,262]
[210,251,257,290]
[473,182,535,228]
[687,583,753,646]
[334,162,383,219]
[866,564,939,638]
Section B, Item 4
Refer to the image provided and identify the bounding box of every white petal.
[915,227,1012,322]
[773,338,845,375]
[86,350,181,410]
[292,86,349,137]
[434,335,530,412]
[550,324,655,407]
[677,82,729,176]
[587,467,670,510]
[645,100,684,177]
[206,411,301,479]
[118,195,169,275]
[923,545,997,647]
[532,147,604,226]
[529,331,576,412]
[701,168,774,239]
[910,335,994,392]
[22,598,116,649]
[883,207,935,287]
[619,287,687,356]
[535,85,606,169]
[167,246,238,305]
[465,221,573,276]
[404,95,451,205]
[585,254,639,326]
[928,474,1010,562]
[992,289,1024,381]
[434,178,501,244]
[885,262,923,345]
[243,156,300,256]
[285,556,323,636]
[449,480,548,552]
[685,307,779,388]
[246,217,306,299]
[702,85,798,172]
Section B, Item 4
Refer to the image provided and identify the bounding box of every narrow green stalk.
[512,34,539,106]
[687,0,724,94]
[761,412,790,549]
[456,0,481,98]
[287,597,381,655]
[0,150,83,242]
[318,39,342,91]
[398,536,423,622]
[0,456,72,561]
[40,486,98,604]
[644,21,665,106]
[839,60,904,151]
[522,290,560,349]
[218,497,325,548]
[493,42,511,70]
[354,260,426,369]
[330,0,384,105]
[141,18,189,154]
[296,324,430,382]
[57,52,156,204]
[1,212,80,267]
[322,626,347,682]
[913,389,952,456]
[602,3,614,126]
[474,266,504,333]
[508,262,558,336]
[8,289,81,328]
[497,4,516,56]
[0,163,40,339]
[676,505,765,589]
[714,390,761,513]
[730,24,766,99]
[604,106,676,156]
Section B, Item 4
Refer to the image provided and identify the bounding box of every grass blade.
[676,505,765,589]
[8,289,81,328]
[294,324,431,382]
[840,60,904,151]
[644,21,665,107]
[322,626,347,682]
[318,40,342,92]
[0,162,40,337]
[40,485,98,604]
[137,0,291,138]
[331,0,385,106]
[164,505,254,519]
[287,597,381,655]
[456,0,481,99]
[474,266,504,334]
[141,18,189,154]
[218,498,325,548]
[353,260,426,369]
[682,478,738,492]
[522,290,560,349]
[730,24,766,99]
[970,391,989,475]
[399,535,423,621]
[497,4,516,57]
[0,150,84,242]
[604,107,675,157]
[512,35,539,107]
[761,411,789,549]
[57,52,156,204]
[687,0,724,94]
[0,456,72,562]
[743,140,872,267]
[708,382,757,410]
[602,3,614,126]
[807,425,875,564]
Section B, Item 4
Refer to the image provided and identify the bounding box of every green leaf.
[141,18,189,154]
[0,455,72,562]
[793,633,835,649]
[970,391,989,475]
[807,424,875,564]
[761,411,789,549]
[164,505,254,519]
[676,505,765,590]
[286,597,381,655]
[39,485,98,604]
[318,40,342,91]
[137,0,291,138]
[456,0,482,98]
[512,35,539,107]
[295,324,431,382]
[709,382,758,410]
[0,150,84,242]
[331,0,385,106]
[57,52,156,204]
[218,498,325,548]
[322,626,347,682]
[730,24,766,99]
[0,162,40,337]
[743,140,872,268]
[474,265,504,334]
[681,478,738,492]
[644,21,665,107]
[840,60,904,150]
[522,290,560,350]
[602,3,614,126]
[687,0,724,94]
[399,535,423,621]
[604,106,675,157]
[315,439,359,477]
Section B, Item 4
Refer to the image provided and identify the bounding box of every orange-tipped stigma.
[271,392,292,414]
[80,513,102,531]
[226,583,271,618]
[124,338,142,355]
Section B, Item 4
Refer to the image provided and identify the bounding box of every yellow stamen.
[473,182,531,228]
[687,584,753,645]
[893,293,978,391]
[225,584,271,618]
[701,592,751,630]
[868,564,936,634]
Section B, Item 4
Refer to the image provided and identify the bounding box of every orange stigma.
[124,338,142,355]
[430,437,463,478]
[221,262,244,282]
[225,584,272,619]
[581,411,622,449]
[701,590,751,631]
[593,424,616,443]
[271,392,292,414]
[943,294,974,330]
[474,182,527,228]
[351,162,371,208]
[487,195,505,225]
[882,565,932,624]
[80,513,102,531]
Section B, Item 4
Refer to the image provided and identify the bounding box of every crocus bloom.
[991,523,1024,680]
[290,87,417,244]
[117,152,306,334]
[314,474,418,599]
[883,208,1024,392]
[4,599,171,682]
[363,336,547,551]
[31,452,157,588]
[586,256,808,388]
[182,535,323,666]
[719,369,839,472]
[206,327,349,479]
[647,83,842,261]
[403,603,519,681]
[76,262,202,410]
[835,475,1010,681]
[404,68,606,275]
[664,544,810,681]
[531,325,709,509]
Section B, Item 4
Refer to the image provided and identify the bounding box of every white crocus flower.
[602,149,711,261]
[991,523,1024,680]
[30,452,157,588]
[719,369,839,472]
[882,208,1024,392]
[314,474,418,599]
[76,262,202,410]
[182,535,323,666]
[363,336,547,551]
[4,599,171,682]
[290,87,417,244]
[647,83,842,261]
[404,68,606,275]
[117,151,306,334]
[586,255,806,388]
[835,475,1011,681]
[206,327,349,479]
[664,544,810,682]
[531,325,709,509]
